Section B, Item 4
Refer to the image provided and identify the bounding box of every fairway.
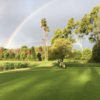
[0,1,100,100]
[0,67,100,100]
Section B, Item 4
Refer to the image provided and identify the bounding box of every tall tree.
[51,29,63,44]
[40,18,49,61]
[75,6,100,43]
[30,46,37,60]
[74,6,100,62]
[51,18,75,44]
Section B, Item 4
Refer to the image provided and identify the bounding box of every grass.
[0,61,100,100]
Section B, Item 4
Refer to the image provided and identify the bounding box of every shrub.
[0,62,29,72]
[0,66,4,71]
[17,63,28,68]
[5,63,15,70]
[13,63,28,69]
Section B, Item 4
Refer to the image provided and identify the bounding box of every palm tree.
[40,18,49,61]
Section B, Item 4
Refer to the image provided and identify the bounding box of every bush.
[17,63,28,68]
[0,66,4,71]
[15,63,29,69]
[0,62,29,72]
[5,63,15,70]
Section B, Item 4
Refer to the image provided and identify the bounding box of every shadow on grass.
[0,66,100,100]
[71,67,100,100]
[0,67,94,100]
[65,62,100,68]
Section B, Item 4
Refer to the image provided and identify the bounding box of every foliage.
[0,46,37,61]
[51,38,72,61]
[75,6,100,43]
[81,48,92,60]
[40,18,49,61]
[51,29,63,44]
[73,6,100,62]
[72,50,82,60]
[41,18,49,32]
[64,18,75,37]
[51,18,75,44]
[0,62,29,71]
[92,41,100,62]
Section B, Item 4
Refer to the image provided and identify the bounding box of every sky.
[0,0,99,49]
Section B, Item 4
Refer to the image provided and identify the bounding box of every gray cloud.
[0,0,99,48]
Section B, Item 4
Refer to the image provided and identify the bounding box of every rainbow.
[6,0,57,48]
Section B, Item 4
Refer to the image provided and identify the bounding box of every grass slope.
[0,67,100,100]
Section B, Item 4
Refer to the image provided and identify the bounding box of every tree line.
[0,46,37,60]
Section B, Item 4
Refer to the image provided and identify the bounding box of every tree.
[92,41,100,62]
[40,18,49,61]
[51,18,75,63]
[88,6,100,43]
[51,29,63,44]
[0,47,5,60]
[15,53,20,60]
[37,52,42,61]
[21,45,28,50]
[3,50,9,60]
[9,52,15,59]
[82,48,92,60]
[64,18,75,37]
[72,50,82,60]
[20,46,28,60]
[51,18,75,44]
[74,6,100,62]
[51,38,72,61]
[29,47,37,60]
[75,6,100,43]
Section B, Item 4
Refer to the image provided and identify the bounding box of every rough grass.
[0,61,100,100]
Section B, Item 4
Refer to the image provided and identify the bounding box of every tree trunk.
[44,31,48,61]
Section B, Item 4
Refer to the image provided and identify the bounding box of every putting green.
[0,67,100,100]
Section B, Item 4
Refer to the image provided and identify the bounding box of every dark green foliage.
[5,63,15,70]
[3,51,9,59]
[30,47,37,60]
[37,53,42,61]
[0,62,29,71]
[15,63,28,68]
[92,41,100,62]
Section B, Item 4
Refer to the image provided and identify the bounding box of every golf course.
[0,0,100,100]
[0,61,100,100]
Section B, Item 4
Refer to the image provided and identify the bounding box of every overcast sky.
[0,0,99,48]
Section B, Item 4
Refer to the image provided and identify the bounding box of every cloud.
[0,0,99,48]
